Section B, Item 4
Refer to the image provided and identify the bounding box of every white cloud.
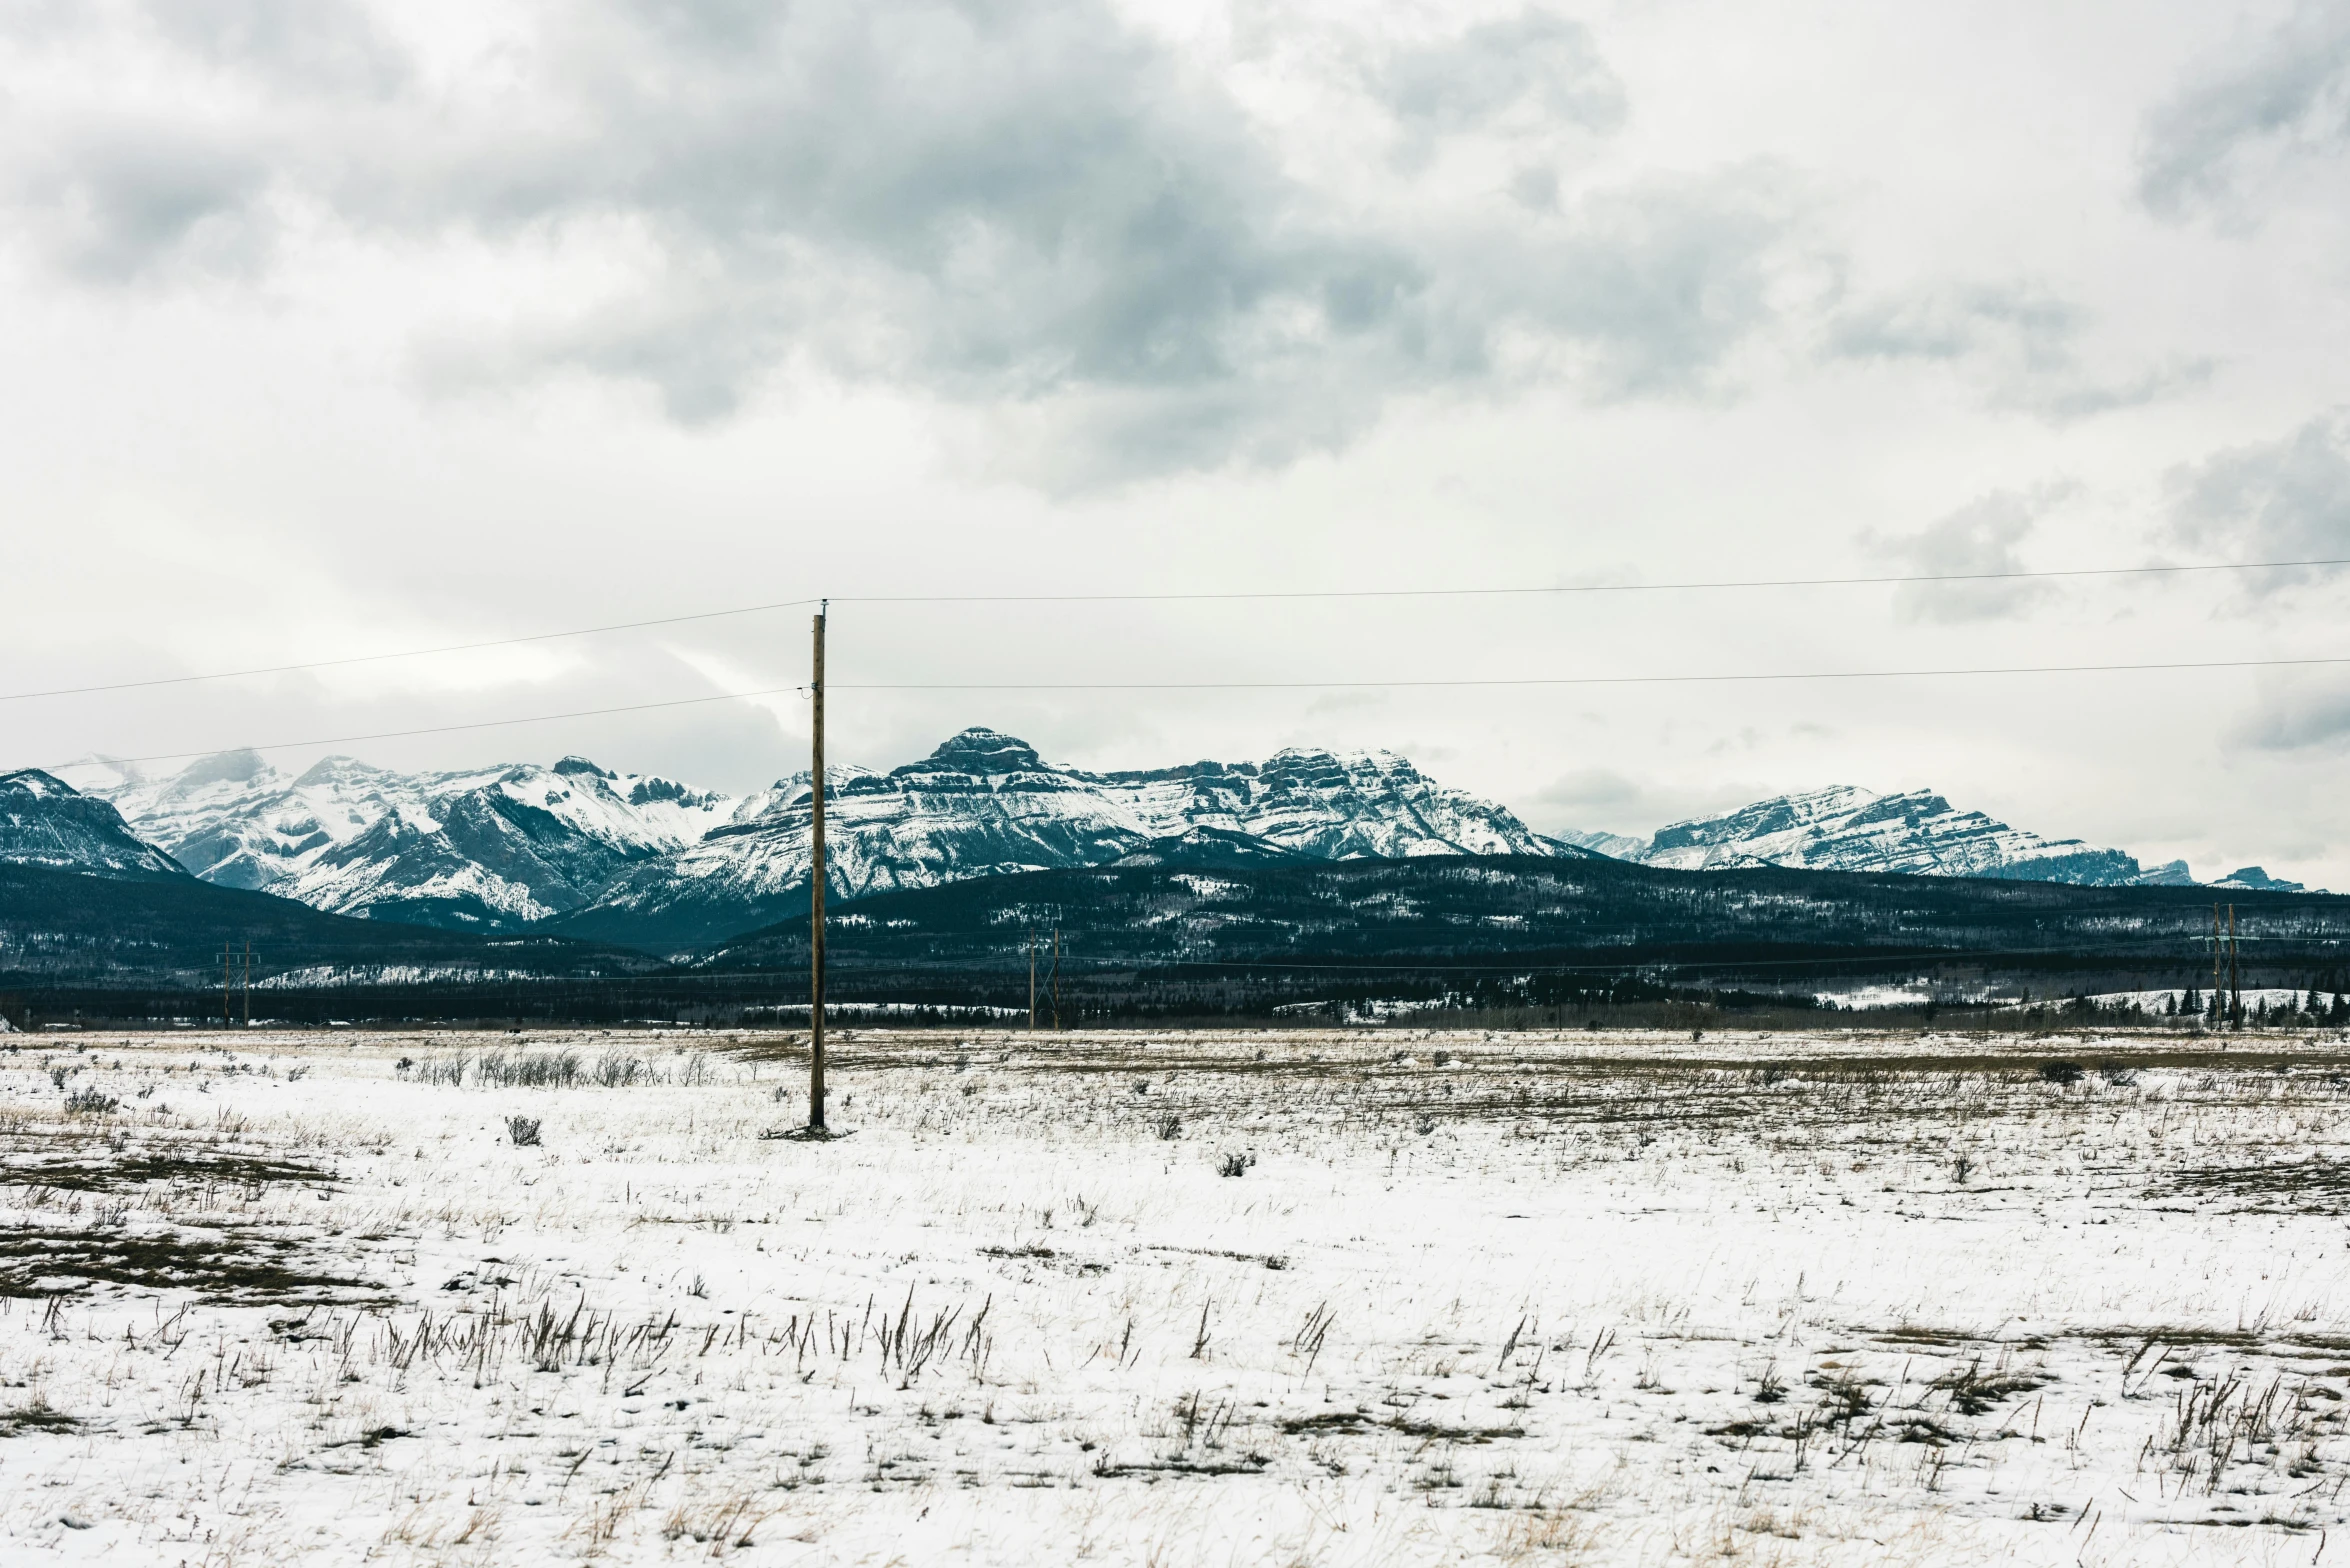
[2166,410,2350,590]
[1863,485,2077,624]
[0,0,1817,479]
[2138,1,2350,223]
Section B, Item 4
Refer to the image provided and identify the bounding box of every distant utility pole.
[1051,925,1062,1032]
[2228,902,2242,1028]
[223,940,233,1029]
[2211,904,2224,1031]
[808,601,828,1132]
[242,940,252,1027]
[1028,931,1038,1032]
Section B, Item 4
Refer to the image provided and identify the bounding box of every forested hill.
[0,861,658,990]
[701,855,2350,992]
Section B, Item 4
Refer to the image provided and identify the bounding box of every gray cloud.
[2138,1,2350,221]
[17,123,271,282]
[139,0,409,95]
[2236,674,2350,751]
[2166,411,2350,589]
[2,0,1809,478]
[1500,168,1804,397]
[1864,484,2075,624]
[1375,10,1625,137]
[1532,766,1655,819]
[1527,767,1770,840]
[1825,281,2208,420]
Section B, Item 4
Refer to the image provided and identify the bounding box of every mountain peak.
[1628,784,2152,887]
[2216,865,2307,892]
[553,756,615,779]
[923,728,1044,774]
[292,754,391,786]
[175,749,271,788]
[0,769,186,881]
[0,768,68,799]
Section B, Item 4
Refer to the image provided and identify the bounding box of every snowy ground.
[7,1024,2350,1565]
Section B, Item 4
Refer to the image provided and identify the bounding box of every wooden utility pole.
[2212,903,2224,1028]
[1051,926,1061,1032]
[223,941,233,1029]
[241,940,252,1027]
[2228,903,2242,1028]
[808,602,828,1132]
[1028,932,1037,1031]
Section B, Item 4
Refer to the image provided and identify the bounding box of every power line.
[0,599,820,706]
[29,648,2350,774]
[837,651,2350,691]
[835,556,2350,605]
[7,554,2346,707]
[37,686,803,771]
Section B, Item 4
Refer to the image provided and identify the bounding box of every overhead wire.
[38,687,804,771]
[0,598,821,705]
[5,553,2346,706]
[832,556,2350,605]
[30,650,2350,774]
[835,652,2350,692]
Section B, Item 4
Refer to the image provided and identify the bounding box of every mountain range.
[552,728,1575,947]
[1560,786,2304,892]
[47,730,1573,947]
[10,728,2289,952]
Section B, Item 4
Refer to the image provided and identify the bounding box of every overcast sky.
[5,0,2350,883]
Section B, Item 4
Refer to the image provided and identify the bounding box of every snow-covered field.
[7,1024,2350,1565]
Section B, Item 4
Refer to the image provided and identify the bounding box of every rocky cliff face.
[64,730,1574,943]
[0,770,188,881]
[61,750,733,928]
[1601,785,2169,886]
[557,728,1575,946]
[56,731,2245,946]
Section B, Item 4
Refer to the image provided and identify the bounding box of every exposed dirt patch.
[3,1147,334,1193]
[2167,1158,2350,1210]
[0,1401,82,1438]
[0,1221,384,1305]
[1274,1409,1524,1443]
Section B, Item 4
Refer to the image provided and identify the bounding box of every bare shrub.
[595,1050,650,1088]
[477,1051,580,1089]
[507,1116,542,1148]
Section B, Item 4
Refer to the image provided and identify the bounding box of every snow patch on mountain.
[561,728,1579,946]
[0,769,187,881]
[1585,785,2208,888]
[1551,828,1647,860]
[64,749,736,927]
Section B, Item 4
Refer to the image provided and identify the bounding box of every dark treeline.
[6,855,2348,1029]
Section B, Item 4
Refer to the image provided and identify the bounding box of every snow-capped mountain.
[0,769,188,881]
[54,734,2288,949]
[60,730,1570,943]
[62,749,733,928]
[557,728,1574,946]
[2213,866,2306,893]
[1576,786,2192,887]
